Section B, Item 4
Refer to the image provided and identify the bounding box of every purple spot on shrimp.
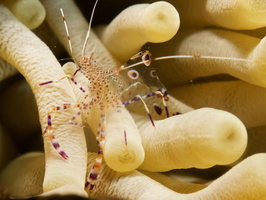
[143,53,151,66]
[71,78,77,84]
[85,181,95,190]
[52,142,60,149]
[151,70,157,77]
[165,106,170,118]
[89,172,98,180]
[173,112,181,116]
[47,116,52,126]
[85,182,89,188]
[123,101,130,105]
[164,90,168,97]
[39,81,53,86]
[98,149,103,155]
[80,87,85,92]
[90,184,95,190]
[154,105,162,115]
[59,151,68,159]
[144,54,150,61]
[132,97,140,101]
[146,93,155,98]
[43,126,48,134]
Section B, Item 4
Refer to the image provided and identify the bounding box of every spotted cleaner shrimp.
[38,0,175,190]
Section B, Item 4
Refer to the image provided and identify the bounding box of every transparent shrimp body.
[118,51,170,119]
[120,51,167,97]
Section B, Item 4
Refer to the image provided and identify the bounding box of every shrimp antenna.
[81,0,99,58]
[153,55,263,64]
[60,8,74,57]
[117,53,266,72]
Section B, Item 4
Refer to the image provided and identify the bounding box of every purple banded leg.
[39,75,70,86]
[70,77,86,93]
[155,90,170,118]
[69,96,91,126]
[68,103,88,126]
[48,133,69,159]
[123,95,155,127]
[43,114,68,159]
[123,89,170,120]
[43,103,82,159]
[39,75,86,94]
[85,108,106,190]
[85,151,103,190]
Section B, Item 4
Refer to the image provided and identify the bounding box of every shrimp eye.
[128,70,139,79]
[142,52,151,66]
[150,70,157,78]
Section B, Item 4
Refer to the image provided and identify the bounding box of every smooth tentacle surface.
[134,108,247,172]
[0,1,87,195]
[1,152,266,200]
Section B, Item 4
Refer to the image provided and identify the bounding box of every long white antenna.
[81,0,99,57]
[114,55,259,72]
[60,8,73,57]
[154,55,260,64]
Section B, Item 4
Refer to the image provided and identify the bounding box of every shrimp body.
[78,54,123,109]
[40,2,170,190]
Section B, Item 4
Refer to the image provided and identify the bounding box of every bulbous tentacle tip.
[137,108,247,171]
[4,0,46,30]
[98,1,180,62]
[143,1,180,43]
[104,143,145,172]
[103,108,145,172]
